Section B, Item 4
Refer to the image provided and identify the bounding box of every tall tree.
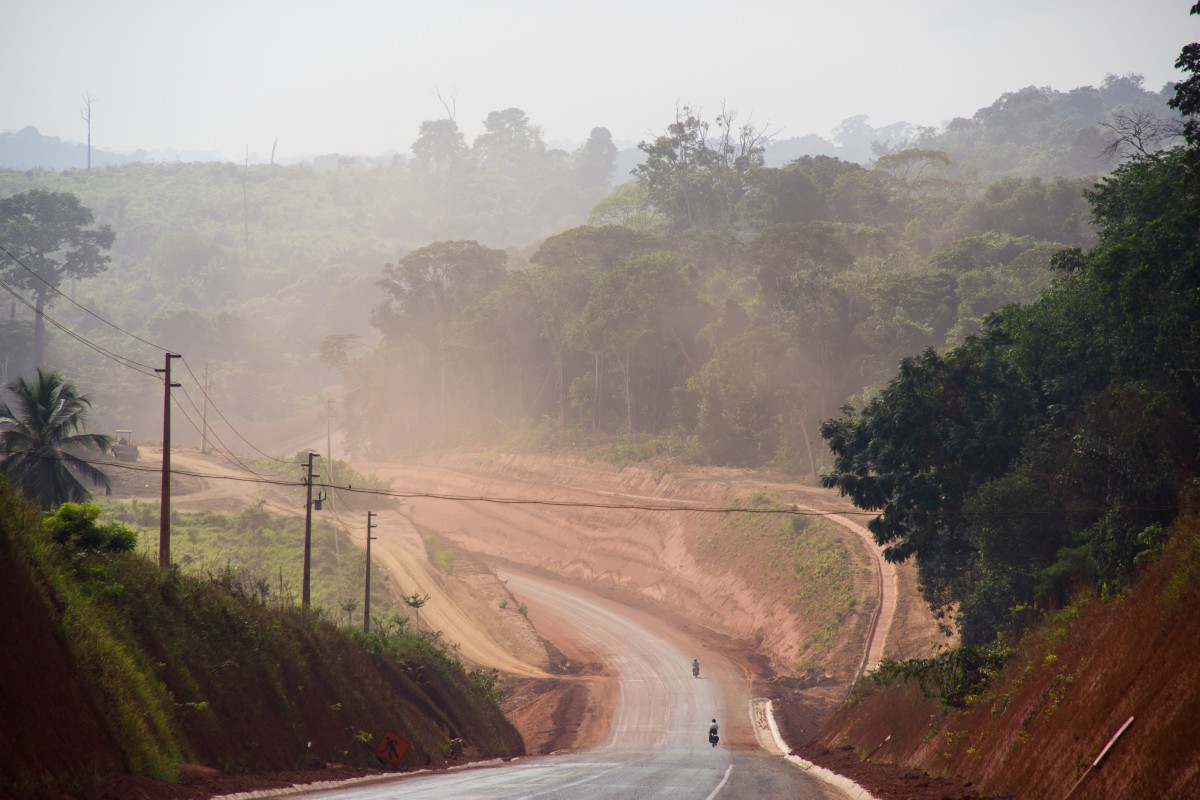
[569,252,696,433]
[0,369,112,509]
[1168,4,1200,155]
[529,226,663,427]
[573,127,619,188]
[0,190,114,366]
[412,118,469,173]
[819,15,1200,643]
[633,106,769,231]
[372,240,507,443]
[473,108,544,171]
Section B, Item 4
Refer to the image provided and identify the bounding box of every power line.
[179,357,294,466]
[0,275,160,377]
[173,386,284,481]
[0,243,168,353]
[0,244,297,469]
[10,449,1189,521]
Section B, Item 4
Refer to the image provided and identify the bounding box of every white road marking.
[704,764,733,800]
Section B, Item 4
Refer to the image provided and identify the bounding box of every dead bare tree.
[433,85,457,121]
[1100,110,1182,162]
[80,93,94,170]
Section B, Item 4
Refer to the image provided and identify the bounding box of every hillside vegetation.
[0,486,522,799]
[101,498,400,624]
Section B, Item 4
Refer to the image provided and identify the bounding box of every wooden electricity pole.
[156,352,181,568]
[200,361,210,454]
[363,511,377,632]
[302,452,318,607]
[325,398,335,511]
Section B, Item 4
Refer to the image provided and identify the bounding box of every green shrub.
[44,502,138,552]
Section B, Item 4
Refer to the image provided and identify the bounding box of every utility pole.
[200,361,210,454]
[325,398,335,511]
[363,511,377,632]
[156,352,181,568]
[302,452,318,607]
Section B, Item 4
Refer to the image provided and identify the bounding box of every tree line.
[331,120,1104,474]
[0,70,1176,443]
[822,9,1200,646]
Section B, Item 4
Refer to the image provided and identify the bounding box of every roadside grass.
[3,487,523,793]
[417,525,460,574]
[99,499,398,627]
[690,495,856,671]
[14,504,186,783]
[493,419,706,468]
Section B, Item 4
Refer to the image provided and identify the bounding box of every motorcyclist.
[708,718,719,747]
[692,658,700,677]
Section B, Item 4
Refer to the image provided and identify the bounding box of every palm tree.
[0,369,112,508]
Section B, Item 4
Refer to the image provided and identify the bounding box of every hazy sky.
[3,0,1194,162]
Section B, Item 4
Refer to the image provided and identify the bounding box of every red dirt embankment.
[368,452,941,681]
[809,516,1200,799]
[0,510,128,795]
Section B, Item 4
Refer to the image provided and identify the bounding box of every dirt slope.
[140,448,554,678]
[809,520,1200,799]
[362,452,940,679]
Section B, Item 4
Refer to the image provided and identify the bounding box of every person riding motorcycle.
[708,718,719,747]
[692,658,700,678]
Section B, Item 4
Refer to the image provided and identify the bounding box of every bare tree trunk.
[796,405,819,481]
[80,93,93,170]
[592,350,601,433]
[619,347,634,433]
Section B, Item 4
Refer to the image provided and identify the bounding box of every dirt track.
[361,453,938,672]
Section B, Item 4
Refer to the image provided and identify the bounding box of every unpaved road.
[360,454,931,678]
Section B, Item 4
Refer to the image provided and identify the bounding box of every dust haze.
[0,1,1190,470]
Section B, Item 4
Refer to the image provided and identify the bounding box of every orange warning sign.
[374,730,410,767]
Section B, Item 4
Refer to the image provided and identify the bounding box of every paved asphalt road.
[291,573,847,800]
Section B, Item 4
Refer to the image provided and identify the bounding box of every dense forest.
[0,75,1173,461]
[823,13,1200,646]
[0,50,1191,654]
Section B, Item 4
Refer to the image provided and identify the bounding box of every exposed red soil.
[365,453,941,677]
[810,519,1200,799]
[0,517,129,796]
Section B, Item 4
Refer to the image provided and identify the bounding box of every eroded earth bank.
[356,454,944,761]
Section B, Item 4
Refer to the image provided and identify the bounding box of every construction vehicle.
[113,430,139,462]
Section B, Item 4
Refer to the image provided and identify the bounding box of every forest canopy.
[821,11,1200,644]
